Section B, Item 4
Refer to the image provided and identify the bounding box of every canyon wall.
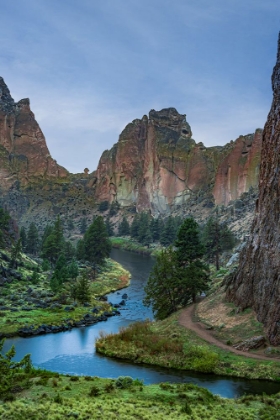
[95,108,262,214]
[226,34,280,345]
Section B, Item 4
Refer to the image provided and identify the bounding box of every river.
[3,248,280,398]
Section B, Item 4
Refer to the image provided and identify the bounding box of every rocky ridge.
[226,33,280,345]
[0,78,262,231]
[95,108,262,215]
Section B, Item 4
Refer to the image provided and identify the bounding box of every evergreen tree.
[118,216,130,236]
[64,241,76,261]
[130,214,140,239]
[41,225,53,250]
[53,253,69,284]
[160,216,176,246]
[80,217,87,234]
[175,217,209,302]
[137,213,150,243]
[150,217,163,242]
[10,239,22,268]
[105,217,114,236]
[98,200,109,212]
[41,216,64,265]
[41,259,51,271]
[68,259,79,280]
[26,223,39,255]
[67,219,75,231]
[202,215,236,270]
[76,272,91,304]
[20,227,27,250]
[144,218,210,319]
[109,201,120,216]
[84,216,111,268]
[144,247,181,319]
[76,239,85,261]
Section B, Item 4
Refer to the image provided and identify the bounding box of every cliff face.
[0,77,68,189]
[226,34,280,345]
[0,77,96,225]
[95,108,262,213]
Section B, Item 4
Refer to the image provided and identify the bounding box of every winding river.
[3,248,280,398]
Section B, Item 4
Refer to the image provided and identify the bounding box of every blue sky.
[1,0,279,173]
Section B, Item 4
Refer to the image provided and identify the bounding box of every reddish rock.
[226,33,280,345]
[0,77,68,189]
[95,108,262,213]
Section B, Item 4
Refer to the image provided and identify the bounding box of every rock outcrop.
[95,107,262,214]
[0,78,262,228]
[226,33,280,345]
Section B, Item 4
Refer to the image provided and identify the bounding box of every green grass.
[96,313,280,382]
[111,237,161,256]
[1,371,280,419]
[0,258,130,336]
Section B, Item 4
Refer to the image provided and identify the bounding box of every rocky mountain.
[95,108,262,214]
[0,77,261,232]
[226,34,280,345]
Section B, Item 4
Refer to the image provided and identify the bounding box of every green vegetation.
[1,363,280,419]
[144,218,210,319]
[0,255,130,336]
[202,214,236,270]
[96,314,280,382]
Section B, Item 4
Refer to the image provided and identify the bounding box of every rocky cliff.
[226,34,280,345]
[0,77,96,226]
[0,78,262,230]
[95,108,262,214]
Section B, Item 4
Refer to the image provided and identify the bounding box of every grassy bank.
[1,368,280,419]
[0,258,130,336]
[111,237,160,256]
[96,313,280,382]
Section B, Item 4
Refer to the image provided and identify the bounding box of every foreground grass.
[2,370,280,420]
[96,314,280,382]
[0,258,130,336]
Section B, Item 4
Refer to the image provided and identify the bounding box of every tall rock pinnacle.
[226,33,280,345]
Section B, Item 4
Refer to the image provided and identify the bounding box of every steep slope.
[226,34,280,345]
[95,108,262,214]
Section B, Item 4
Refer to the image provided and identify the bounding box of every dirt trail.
[178,305,278,361]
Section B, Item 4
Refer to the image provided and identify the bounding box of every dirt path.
[178,304,278,361]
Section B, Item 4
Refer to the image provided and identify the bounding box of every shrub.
[89,385,101,396]
[115,376,133,389]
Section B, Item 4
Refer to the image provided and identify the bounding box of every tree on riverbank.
[144,217,209,319]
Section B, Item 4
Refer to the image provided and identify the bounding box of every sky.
[1,0,279,173]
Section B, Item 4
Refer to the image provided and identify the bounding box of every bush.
[89,385,101,396]
[115,376,133,389]
[184,344,219,373]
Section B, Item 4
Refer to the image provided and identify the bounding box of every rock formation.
[95,108,262,214]
[226,33,280,345]
[0,78,262,229]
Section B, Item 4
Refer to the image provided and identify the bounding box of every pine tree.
[76,239,85,261]
[20,227,27,251]
[64,241,76,261]
[41,216,64,265]
[130,214,140,239]
[160,216,176,246]
[68,259,79,280]
[137,213,150,243]
[26,223,39,255]
[175,217,209,302]
[105,217,114,236]
[76,272,91,304]
[10,239,22,268]
[144,247,180,319]
[118,216,130,236]
[84,216,111,268]
[202,215,236,270]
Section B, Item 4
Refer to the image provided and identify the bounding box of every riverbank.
[1,366,280,419]
[111,236,160,256]
[96,310,280,382]
[0,258,130,338]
